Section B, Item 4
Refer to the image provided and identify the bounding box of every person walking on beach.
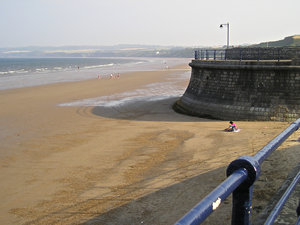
[224,121,238,132]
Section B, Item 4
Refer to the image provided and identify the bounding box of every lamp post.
[220,22,229,49]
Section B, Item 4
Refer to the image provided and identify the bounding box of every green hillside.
[253,35,300,47]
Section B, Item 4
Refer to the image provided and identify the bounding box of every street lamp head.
[219,23,229,49]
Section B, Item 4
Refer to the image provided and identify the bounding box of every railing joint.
[226,156,261,187]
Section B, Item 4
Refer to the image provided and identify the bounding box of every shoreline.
[0,64,299,224]
[0,57,190,91]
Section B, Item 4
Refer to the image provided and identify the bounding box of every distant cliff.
[0,45,196,58]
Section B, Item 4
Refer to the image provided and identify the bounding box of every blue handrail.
[264,170,300,225]
[254,119,300,164]
[175,168,248,225]
[175,118,300,225]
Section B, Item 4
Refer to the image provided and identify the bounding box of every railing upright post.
[231,186,253,225]
[296,199,300,225]
[278,48,280,62]
[214,50,216,60]
[195,50,199,59]
[240,50,242,61]
[227,156,260,225]
[206,50,208,60]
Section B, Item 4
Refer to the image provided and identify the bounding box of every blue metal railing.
[264,171,300,225]
[175,118,300,225]
[194,50,226,60]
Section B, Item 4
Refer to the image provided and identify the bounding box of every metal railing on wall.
[194,49,286,61]
[194,50,226,60]
[175,118,300,225]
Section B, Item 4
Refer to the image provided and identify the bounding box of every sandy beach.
[0,64,300,225]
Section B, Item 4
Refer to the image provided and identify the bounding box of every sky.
[0,0,299,48]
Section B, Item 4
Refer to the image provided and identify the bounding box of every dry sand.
[0,64,299,225]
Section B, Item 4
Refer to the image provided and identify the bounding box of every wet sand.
[0,64,299,224]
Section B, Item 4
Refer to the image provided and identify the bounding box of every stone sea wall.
[174,60,300,121]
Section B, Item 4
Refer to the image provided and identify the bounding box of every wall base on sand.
[174,60,300,121]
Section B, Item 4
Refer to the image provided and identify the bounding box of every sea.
[0,57,190,91]
[0,57,191,108]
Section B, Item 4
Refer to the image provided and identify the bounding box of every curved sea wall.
[174,60,300,121]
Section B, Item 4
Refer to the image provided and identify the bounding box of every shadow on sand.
[81,147,300,225]
[22,147,300,225]
[90,96,216,123]
[82,166,231,225]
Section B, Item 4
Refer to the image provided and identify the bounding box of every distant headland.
[1,35,299,58]
[251,35,300,47]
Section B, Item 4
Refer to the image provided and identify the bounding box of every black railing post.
[231,186,253,225]
[195,50,199,59]
[257,48,260,61]
[278,48,280,62]
[227,156,261,225]
[206,50,209,60]
[214,50,216,60]
[240,50,243,61]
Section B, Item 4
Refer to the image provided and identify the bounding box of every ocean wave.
[0,69,29,75]
[132,61,145,65]
[83,63,114,69]
[16,69,29,74]
[53,67,63,70]
[35,68,49,72]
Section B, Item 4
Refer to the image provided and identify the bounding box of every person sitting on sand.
[224,121,238,132]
